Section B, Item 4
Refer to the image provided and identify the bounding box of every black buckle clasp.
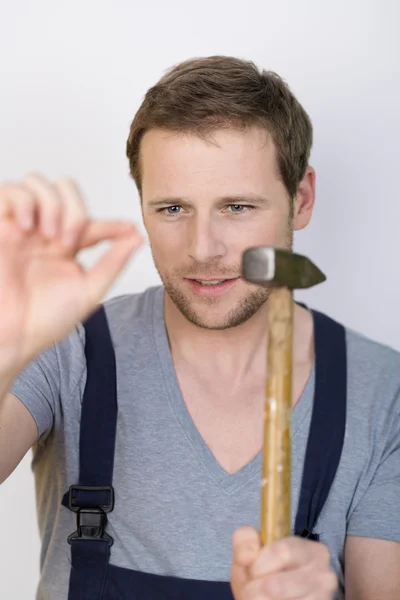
[67,507,113,546]
[67,485,114,546]
[299,528,320,542]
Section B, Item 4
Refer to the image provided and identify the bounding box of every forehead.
[140,126,280,199]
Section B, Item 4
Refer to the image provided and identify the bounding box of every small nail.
[238,542,259,561]
[245,542,259,552]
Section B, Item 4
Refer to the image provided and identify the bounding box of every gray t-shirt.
[10,285,400,600]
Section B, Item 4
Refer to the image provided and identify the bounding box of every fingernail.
[237,542,259,564]
[245,542,259,553]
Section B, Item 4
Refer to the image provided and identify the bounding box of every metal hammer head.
[241,247,326,289]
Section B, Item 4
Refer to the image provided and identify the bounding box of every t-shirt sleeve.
[346,392,400,542]
[9,344,61,442]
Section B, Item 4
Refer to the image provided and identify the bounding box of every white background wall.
[0,0,399,597]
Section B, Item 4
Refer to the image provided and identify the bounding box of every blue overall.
[61,305,347,599]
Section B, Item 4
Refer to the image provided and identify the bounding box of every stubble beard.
[152,226,294,331]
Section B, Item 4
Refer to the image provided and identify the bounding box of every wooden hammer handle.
[260,286,293,546]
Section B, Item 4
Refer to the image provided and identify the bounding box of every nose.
[187,213,227,263]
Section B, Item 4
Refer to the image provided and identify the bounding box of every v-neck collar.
[151,286,315,494]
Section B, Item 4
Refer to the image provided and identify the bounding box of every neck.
[163,291,313,385]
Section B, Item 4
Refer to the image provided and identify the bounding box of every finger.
[0,183,36,231]
[232,526,262,568]
[240,576,275,600]
[256,567,338,600]
[52,178,88,247]
[83,232,143,307]
[78,220,142,250]
[32,220,142,262]
[249,537,325,579]
[231,527,262,597]
[0,184,12,219]
[253,565,315,599]
[22,172,62,239]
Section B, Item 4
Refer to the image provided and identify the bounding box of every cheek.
[239,212,289,246]
[147,220,185,260]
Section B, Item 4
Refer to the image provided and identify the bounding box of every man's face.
[141,126,306,330]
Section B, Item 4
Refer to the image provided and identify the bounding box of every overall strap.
[294,309,347,540]
[61,305,117,599]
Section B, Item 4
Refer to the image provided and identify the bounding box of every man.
[0,55,399,600]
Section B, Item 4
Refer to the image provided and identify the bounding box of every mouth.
[184,277,240,296]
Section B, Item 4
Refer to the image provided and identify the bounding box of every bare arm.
[0,387,38,484]
[345,536,400,600]
[0,172,142,486]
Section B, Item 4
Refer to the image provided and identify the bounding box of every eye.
[158,205,181,215]
[227,204,253,213]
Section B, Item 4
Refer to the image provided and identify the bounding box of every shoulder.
[102,284,161,324]
[313,312,400,486]
[100,285,162,345]
[344,326,400,401]
[55,285,163,386]
[321,314,400,429]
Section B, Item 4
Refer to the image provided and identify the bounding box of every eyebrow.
[146,194,272,208]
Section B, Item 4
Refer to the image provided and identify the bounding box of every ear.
[292,166,316,231]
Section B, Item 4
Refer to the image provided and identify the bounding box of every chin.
[182,308,242,331]
[164,279,270,330]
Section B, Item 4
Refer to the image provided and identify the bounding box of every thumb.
[83,230,143,309]
[231,526,261,597]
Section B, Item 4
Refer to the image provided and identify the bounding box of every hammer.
[241,247,326,546]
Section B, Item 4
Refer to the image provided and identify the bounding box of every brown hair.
[126,56,313,199]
